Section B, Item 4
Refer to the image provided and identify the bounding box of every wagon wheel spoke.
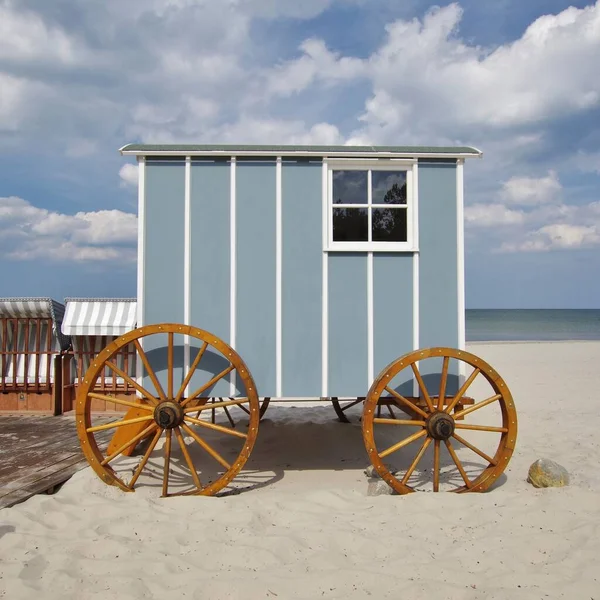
[400,437,432,485]
[174,341,208,403]
[444,438,472,489]
[86,414,155,433]
[445,367,480,414]
[433,439,440,492]
[185,415,248,439]
[183,397,250,413]
[181,364,235,408]
[174,426,202,490]
[410,363,434,412]
[162,428,172,497]
[455,423,508,433]
[453,394,502,419]
[181,423,231,470]
[88,392,154,412]
[379,429,427,459]
[373,418,426,426]
[133,339,166,401]
[101,422,158,466]
[452,433,498,466]
[384,387,428,419]
[438,356,449,411]
[128,428,163,490]
[104,360,160,406]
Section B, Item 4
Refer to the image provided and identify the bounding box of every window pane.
[372,171,407,205]
[332,170,367,204]
[372,208,407,242]
[333,208,368,242]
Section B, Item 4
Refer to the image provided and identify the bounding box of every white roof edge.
[119,149,483,159]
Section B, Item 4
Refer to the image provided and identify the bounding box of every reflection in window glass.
[333,207,368,241]
[372,208,407,242]
[372,172,407,205]
[332,170,368,204]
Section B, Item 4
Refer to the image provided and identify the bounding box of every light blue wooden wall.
[282,161,322,397]
[189,160,231,396]
[143,159,185,392]
[418,160,460,394]
[235,161,277,396]
[141,157,461,399]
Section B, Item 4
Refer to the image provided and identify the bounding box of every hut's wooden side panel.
[281,161,322,397]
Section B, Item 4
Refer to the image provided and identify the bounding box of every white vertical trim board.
[321,159,329,397]
[412,251,420,397]
[275,157,282,397]
[230,157,237,396]
[184,156,191,394]
[412,162,420,397]
[456,159,465,350]
[367,251,374,388]
[456,159,466,384]
[136,157,146,389]
[412,162,419,249]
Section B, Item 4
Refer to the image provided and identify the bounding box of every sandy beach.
[1,341,599,599]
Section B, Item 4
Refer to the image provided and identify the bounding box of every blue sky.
[0,0,599,308]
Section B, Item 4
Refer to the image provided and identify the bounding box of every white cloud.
[501,170,562,206]
[465,204,525,227]
[119,164,139,187]
[0,196,137,262]
[501,224,600,252]
[351,1,600,143]
[572,151,600,174]
[266,39,366,98]
[0,3,83,64]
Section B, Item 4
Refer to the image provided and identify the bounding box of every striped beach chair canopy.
[62,298,137,337]
[62,299,138,384]
[0,297,70,386]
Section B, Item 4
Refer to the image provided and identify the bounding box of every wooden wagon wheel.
[76,324,260,497]
[362,347,517,494]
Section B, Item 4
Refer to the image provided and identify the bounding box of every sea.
[465,309,600,342]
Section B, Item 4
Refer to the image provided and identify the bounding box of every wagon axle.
[153,401,184,430]
[426,411,455,441]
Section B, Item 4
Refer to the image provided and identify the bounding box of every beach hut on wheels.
[61,298,137,413]
[76,144,518,498]
[0,298,70,413]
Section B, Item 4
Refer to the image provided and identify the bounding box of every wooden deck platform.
[0,414,116,510]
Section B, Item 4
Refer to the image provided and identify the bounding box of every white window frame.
[325,159,418,252]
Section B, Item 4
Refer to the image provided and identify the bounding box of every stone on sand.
[527,458,570,488]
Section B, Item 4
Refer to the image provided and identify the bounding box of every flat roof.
[120,144,482,159]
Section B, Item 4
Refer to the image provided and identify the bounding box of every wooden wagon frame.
[76,145,518,497]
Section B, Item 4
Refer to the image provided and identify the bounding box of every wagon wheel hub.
[154,401,184,430]
[426,411,455,441]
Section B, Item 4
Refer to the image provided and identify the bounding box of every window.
[326,161,417,251]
